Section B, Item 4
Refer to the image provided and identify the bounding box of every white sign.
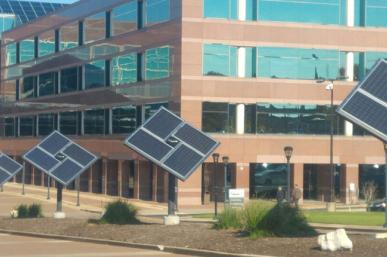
[349,183,356,192]
[229,189,245,199]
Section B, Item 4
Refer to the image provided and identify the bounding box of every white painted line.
[2,251,172,257]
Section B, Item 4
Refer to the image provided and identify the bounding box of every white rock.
[318,229,353,252]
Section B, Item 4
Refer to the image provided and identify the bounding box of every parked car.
[368,199,386,212]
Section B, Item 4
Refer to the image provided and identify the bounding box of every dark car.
[368,199,386,212]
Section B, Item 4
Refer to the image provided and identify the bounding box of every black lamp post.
[212,153,219,217]
[284,146,293,202]
[222,156,229,204]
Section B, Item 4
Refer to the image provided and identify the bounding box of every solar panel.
[125,107,220,181]
[23,131,98,186]
[0,152,23,186]
[337,59,387,142]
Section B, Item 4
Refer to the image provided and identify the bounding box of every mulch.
[0,218,386,257]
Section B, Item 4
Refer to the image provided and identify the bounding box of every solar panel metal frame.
[22,131,99,186]
[125,107,220,181]
[337,59,387,143]
[0,152,23,186]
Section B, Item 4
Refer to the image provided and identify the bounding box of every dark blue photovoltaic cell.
[25,148,59,172]
[0,155,22,175]
[0,169,11,185]
[50,159,83,185]
[144,108,182,139]
[360,61,387,103]
[39,132,70,155]
[127,129,172,161]
[164,145,203,179]
[174,124,218,155]
[63,144,95,166]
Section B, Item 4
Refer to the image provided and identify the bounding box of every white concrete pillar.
[238,0,246,21]
[236,104,245,135]
[346,52,354,82]
[345,121,353,137]
[237,47,246,78]
[346,0,355,27]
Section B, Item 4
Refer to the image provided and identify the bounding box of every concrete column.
[88,166,93,193]
[346,52,354,82]
[235,163,250,201]
[238,0,246,21]
[292,163,304,205]
[134,160,140,199]
[237,47,246,78]
[117,160,123,197]
[102,159,108,195]
[31,166,35,185]
[341,164,359,204]
[152,165,158,201]
[236,103,245,135]
[345,121,354,136]
[346,0,355,27]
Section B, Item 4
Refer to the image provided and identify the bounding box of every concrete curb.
[0,228,276,257]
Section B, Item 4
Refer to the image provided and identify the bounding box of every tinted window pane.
[250,163,288,198]
[60,112,78,135]
[145,0,170,25]
[38,113,55,136]
[144,102,168,120]
[359,164,386,199]
[39,72,56,97]
[5,43,17,66]
[0,16,15,33]
[202,102,236,133]
[203,44,237,77]
[85,60,106,89]
[5,117,15,137]
[19,116,35,136]
[60,67,79,93]
[204,0,237,19]
[60,21,78,50]
[39,30,55,57]
[112,1,137,36]
[145,46,170,80]
[112,54,137,86]
[363,0,387,27]
[112,105,137,134]
[20,76,36,99]
[84,12,106,44]
[84,109,106,135]
[20,38,35,62]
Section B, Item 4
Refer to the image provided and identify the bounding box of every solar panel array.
[125,107,220,181]
[23,131,98,186]
[0,152,23,186]
[337,59,387,142]
[0,0,65,25]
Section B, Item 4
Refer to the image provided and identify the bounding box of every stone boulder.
[318,229,353,251]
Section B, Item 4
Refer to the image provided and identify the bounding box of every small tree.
[362,181,378,210]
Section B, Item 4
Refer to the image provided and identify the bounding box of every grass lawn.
[303,211,385,226]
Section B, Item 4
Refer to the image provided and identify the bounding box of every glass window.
[203,44,237,77]
[111,1,137,36]
[145,0,170,25]
[4,117,15,137]
[20,76,36,99]
[39,72,57,97]
[145,46,170,80]
[2,80,17,103]
[60,112,78,135]
[257,0,346,25]
[112,53,137,86]
[5,43,17,66]
[85,60,106,89]
[250,163,288,199]
[19,116,35,136]
[0,15,15,33]
[38,113,56,136]
[20,38,35,63]
[359,164,385,199]
[84,12,106,44]
[360,0,387,28]
[60,21,79,50]
[364,52,387,74]
[258,47,341,80]
[203,0,237,19]
[60,67,80,93]
[244,104,257,134]
[84,109,106,135]
[144,102,168,120]
[112,105,137,134]
[39,30,55,57]
[202,102,236,133]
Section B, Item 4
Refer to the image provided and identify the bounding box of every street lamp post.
[222,156,229,205]
[284,146,293,202]
[327,82,335,205]
[212,153,219,217]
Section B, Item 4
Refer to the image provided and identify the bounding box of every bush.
[242,201,271,234]
[101,200,139,225]
[214,207,242,230]
[28,203,43,218]
[17,204,29,219]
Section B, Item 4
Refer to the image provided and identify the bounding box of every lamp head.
[222,156,229,165]
[284,146,293,161]
[212,153,220,164]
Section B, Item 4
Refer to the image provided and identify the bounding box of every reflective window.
[359,164,385,199]
[85,60,106,89]
[20,38,35,63]
[0,15,15,33]
[250,163,288,199]
[39,72,57,97]
[59,112,78,135]
[202,102,236,133]
[4,117,15,137]
[5,43,17,66]
[20,76,36,99]
[145,46,170,80]
[60,67,80,93]
[144,102,168,120]
[39,30,55,57]
[364,52,387,74]
[84,109,106,135]
[359,0,387,27]
[111,1,137,36]
[112,105,137,134]
[60,21,79,50]
[145,0,170,25]
[38,113,56,136]
[204,0,237,19]
[2,80,17,103]
[112,53,137,86]
[258,47,342,80]
[19,116,35,136]
[203,44,237,77]
[84,12,106,44]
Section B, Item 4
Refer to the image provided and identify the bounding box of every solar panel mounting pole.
[22,161,26,195]
[76,177,80,207]
[164,174,179,225]
[54,183,65,219]
[384,143,387,228]
[47,176,50,200]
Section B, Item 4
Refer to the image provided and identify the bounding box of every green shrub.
[242,201,271,234]
[214,207,242,230]
[28,203,43,218]
[17,204,29,219]
[101,200,139,225]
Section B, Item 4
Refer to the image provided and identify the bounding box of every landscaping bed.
[0,218,387,257]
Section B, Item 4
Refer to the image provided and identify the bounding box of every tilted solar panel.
[0,152,23,186]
